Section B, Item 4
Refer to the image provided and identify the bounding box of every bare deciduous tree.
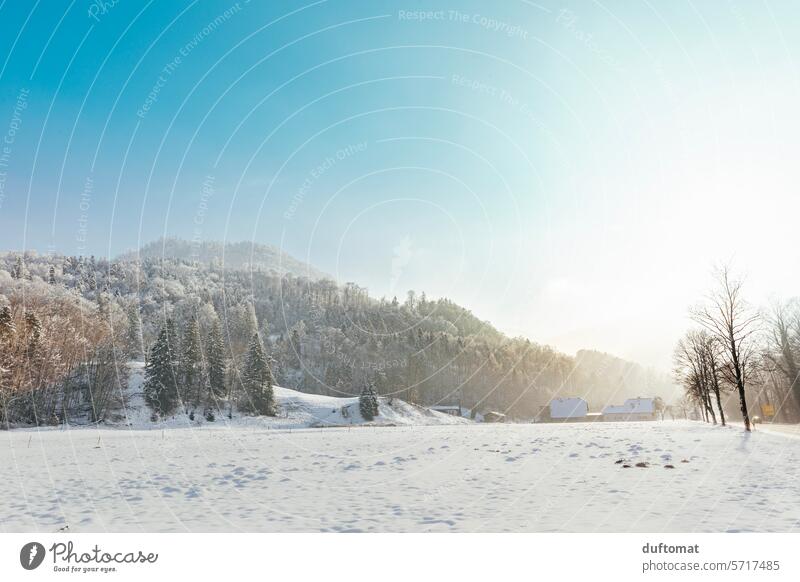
[691,266,760,431]
[674,330,726,426]
[764,299,800,416]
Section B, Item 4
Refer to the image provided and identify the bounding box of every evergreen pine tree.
[241,333,275,416]
[369,384,380,418]
[206,318,227,399]
[143,321,179,417]
[181,315,202,411]
[125,303,143,359]
[359,382,375,421]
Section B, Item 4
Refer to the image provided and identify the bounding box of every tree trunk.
[711,371,726,426]
[705,389,717,425]
[713,385,726,426]
[731,340,751,431]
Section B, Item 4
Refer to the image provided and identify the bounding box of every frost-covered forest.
[0,239,674,427]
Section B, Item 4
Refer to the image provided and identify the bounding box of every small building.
[431,405,462,417]
[483,411,506,423]
[549,397,589,421]
[602,397,656,421]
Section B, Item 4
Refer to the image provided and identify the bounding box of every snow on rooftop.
[602,397,655,415]
[549,397,588,418]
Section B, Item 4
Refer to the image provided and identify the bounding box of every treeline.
[1,246,674,426]
[674,266,800,430]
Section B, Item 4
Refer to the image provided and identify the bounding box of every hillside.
[0,241,675,427]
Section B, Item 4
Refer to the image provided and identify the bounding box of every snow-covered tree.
[144,320,179,416]
[359,380,378,421]
[240,333,275,416]
[125,303,143,359]
[369,384,380,417]
[181,315,202,411]
[205,318,227,399]
[11,256,23,279]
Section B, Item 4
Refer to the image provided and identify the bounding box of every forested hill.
[117,237,328,280]
[0,241,675,426]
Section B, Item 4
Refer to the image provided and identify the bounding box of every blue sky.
[1,0,799,368]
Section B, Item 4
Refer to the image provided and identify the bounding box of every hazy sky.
[1,0,799,370]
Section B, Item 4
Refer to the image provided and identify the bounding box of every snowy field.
[2,420,799,533]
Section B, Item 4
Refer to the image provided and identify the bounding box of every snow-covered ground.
[114,362,468,429]
[2,420,799,532]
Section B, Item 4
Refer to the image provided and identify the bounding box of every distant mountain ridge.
[117,237,328,280]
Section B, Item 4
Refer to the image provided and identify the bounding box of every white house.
[549,397,588,420]
[602,397,656,421]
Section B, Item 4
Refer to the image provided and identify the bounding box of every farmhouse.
[549,397,588,421]
[601,397,656,421]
